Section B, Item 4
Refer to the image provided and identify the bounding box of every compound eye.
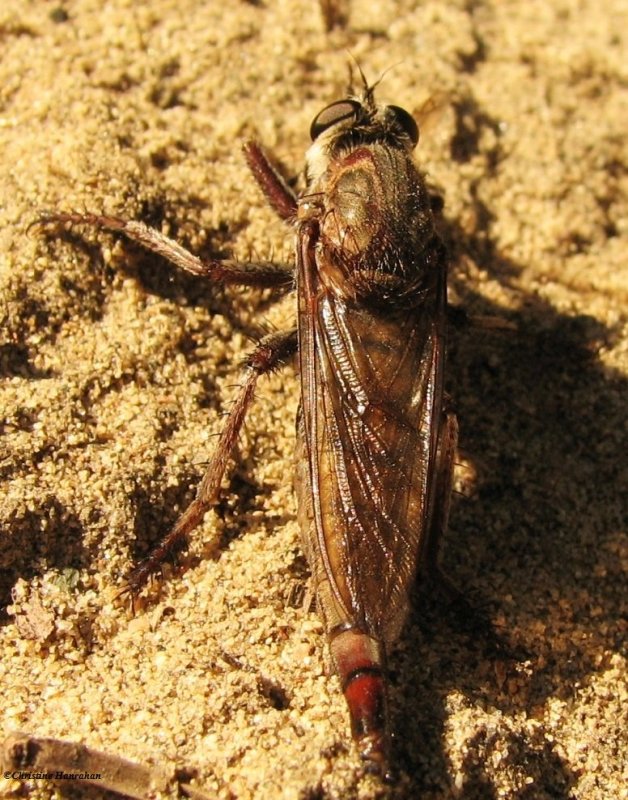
[387,104,419,147]
[310,99,362,140]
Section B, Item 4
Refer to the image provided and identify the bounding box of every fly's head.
[304,90,419,186]
[300,87,438,308]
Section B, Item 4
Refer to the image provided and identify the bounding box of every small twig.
[1,731,213,800]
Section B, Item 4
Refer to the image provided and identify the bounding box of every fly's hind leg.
[424,404,485,611]
[424,404,489,612]
[423,404,463,602]
[124,328,298,595]
[425,405,525,657]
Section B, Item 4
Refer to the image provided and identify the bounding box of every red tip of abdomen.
[343,667,390,773]
[329,628,391,777]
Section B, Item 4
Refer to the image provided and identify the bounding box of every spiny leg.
[124,328,298,594]
[423,406,498,610]
[36,137,299,284]
[422,408,486,619]
[242,141,298,222]
[423,407,460,599]
[36,204,297,594]
[425,408,524,657]
[36,211,294,289]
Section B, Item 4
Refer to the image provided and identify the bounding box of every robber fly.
[39,73,456,778]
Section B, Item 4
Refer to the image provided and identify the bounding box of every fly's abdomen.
[329,626,391,776]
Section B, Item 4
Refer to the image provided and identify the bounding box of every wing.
[296,225,446,644]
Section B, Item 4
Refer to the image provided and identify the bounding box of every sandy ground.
[1,0,626,798]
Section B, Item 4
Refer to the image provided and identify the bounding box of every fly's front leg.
[124,328,298,594]
[36,212,293,289]
[242,141,298,222]
[36,141,298,284]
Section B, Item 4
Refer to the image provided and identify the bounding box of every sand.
[1,0,626,798]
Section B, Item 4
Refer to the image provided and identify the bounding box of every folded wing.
[298,253,445,644]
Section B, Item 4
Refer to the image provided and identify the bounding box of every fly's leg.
[125,328,298,594]
[424,406,490,608]
[36,211,294,289]
[242,141,298,222]
[423,406,462,602]
[423,409,485,617]
[448,305,517,333]
[425,408,525,657]
[36,186,297,594]
[37,141,298,282]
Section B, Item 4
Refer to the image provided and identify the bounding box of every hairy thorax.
[299,143,437,306]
